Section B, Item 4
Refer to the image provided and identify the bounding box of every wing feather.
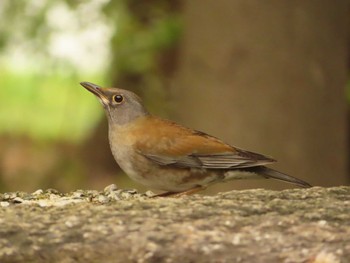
[133,117,275,170]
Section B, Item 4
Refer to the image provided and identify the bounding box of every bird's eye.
[113,95,124,104]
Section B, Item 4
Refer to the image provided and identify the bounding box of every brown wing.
[128,116,275,170]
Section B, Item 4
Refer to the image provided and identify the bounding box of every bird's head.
[80,82,149,125]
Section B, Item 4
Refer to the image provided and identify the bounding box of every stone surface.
[0,186,349,263]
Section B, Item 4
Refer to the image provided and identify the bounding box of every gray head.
[80,82,149,125]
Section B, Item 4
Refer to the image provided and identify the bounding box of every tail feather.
[245,166,312,188]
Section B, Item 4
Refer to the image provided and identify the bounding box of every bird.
[80,81,311,197]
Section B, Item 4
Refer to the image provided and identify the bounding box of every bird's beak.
[80,82,109,107]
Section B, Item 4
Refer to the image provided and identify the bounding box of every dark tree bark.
[171,0,350,189]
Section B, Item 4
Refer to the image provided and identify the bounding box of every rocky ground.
[0,185,349,263]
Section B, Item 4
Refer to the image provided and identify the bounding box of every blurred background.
[0,0,349,194]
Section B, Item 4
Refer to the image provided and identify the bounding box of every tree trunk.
[171,0,350,189]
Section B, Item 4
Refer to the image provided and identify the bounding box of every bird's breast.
[108,126,139,171]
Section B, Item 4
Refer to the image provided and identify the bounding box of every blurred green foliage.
[0,0,109,142]
[0,0,52,55]
[107,1,182,76]
[0,0,182,141]
[0,68,105,142]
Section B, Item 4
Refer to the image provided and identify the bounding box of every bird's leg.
[152,186,206,198]
[171,186,206,197]
[151,191,178,198]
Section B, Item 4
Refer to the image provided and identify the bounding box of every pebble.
[0,202,9,207]
[104,184,118,192]
[32,189,44,196]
